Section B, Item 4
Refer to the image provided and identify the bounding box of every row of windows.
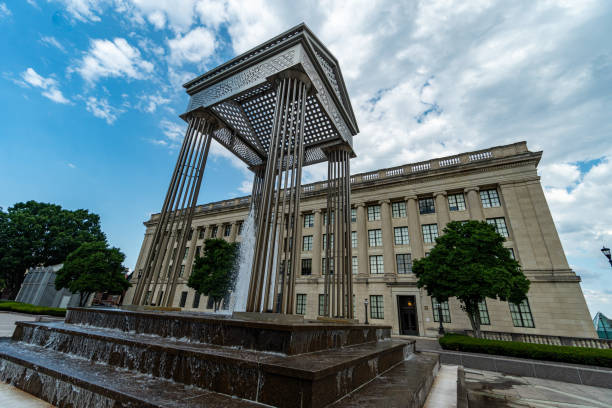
[432,298,534,327]
[300,253,413,275]
[301,189,501,226]
[301,216,510,251]
[189,222,245,241]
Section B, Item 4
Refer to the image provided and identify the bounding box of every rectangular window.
[432,298,451,323]
[318,294,328,316]
[487,217,509,237]
[224,224,231,237]
[179,265,185,277]
[206,296,214,309]
[480,189,501,208]
[302,235,313,251]
[304,214,314,228]
[510,299,535,328]
[369,255,384,274]
[392,201,407,218]
[179,291,188,308]
[448,193,466,211]
[419,198,435,214]
[296,294,307,315]
[396,254,412,274]
[211,225,218,237]
[478,300,490,325]
[324,211,334,225]
[192,293,201,308]
[322,233,335,250]
[301,258,312,276]
[351,208,357,222]
[198,228,205,239]
[352,256,359,275]
[237,222,243,235]
[367,205,381,221]
[422,224,439,243]
[508,248,515,260]
[351,231,358,248]
[183,247,189,261]
[370,295,384,319]
[322,258,334,274]
[393,226,410,245]
[368,229,382,247]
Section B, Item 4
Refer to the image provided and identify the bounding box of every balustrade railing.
[464,330,612,349]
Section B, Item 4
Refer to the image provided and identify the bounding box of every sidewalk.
[0,311,40,337]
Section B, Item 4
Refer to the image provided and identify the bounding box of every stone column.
[312,209,322,276]
[229,221,238,242]
[465,187,483,220]
[380,199,396,275]
[356,203,368,276]
[405,195,424,259]
[434,191,449,233]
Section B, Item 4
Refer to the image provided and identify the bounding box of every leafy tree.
[0,201,105,298]
[413,221,530,338]
[55,241,131,307]
[188,239,238,311]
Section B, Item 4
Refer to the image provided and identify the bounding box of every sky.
[1,0,611,318]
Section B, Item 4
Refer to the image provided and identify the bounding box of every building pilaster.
[380,199,396,275]
[356,203,368,276]
[405,195,425,259]
[434,191,449,233]
[465,187,483,220]
[229,222,238,241]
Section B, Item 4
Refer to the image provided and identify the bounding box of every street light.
[364,298,369,324]
[602,246,612,267]
[437,300,445,335]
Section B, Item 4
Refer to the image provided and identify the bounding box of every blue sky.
[1,1,611,318]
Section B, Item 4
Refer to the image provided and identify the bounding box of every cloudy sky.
[1,0,611,317]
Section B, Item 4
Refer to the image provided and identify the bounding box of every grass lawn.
[0,300,66,317]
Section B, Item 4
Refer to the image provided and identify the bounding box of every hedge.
[439,333,612,368]
[0,301,66,317]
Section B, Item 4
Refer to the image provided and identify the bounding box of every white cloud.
[159,119,185,141]
[21,68,70,104]
[75,38,153,84]
[85,96,122,124]
[137,92,171,113]
[0,3,11,18]
[52,0,104,22]
[167,27,217,66]
[67,162,76,168]
[40,36,67,53]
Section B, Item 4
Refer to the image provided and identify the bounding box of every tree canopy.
[188,238,238,311]
[413,220,530,338]
[0,201,106,298]
[55,241,130,307]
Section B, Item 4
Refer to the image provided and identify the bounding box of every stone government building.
[124,141,597,338]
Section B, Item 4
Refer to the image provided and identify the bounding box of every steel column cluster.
[323,147,353,318]
[246,73,309,314]
[132,113,216,306]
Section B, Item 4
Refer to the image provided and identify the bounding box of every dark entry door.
[397,296,418,335]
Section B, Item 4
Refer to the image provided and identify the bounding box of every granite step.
[333,352,440,408]
[0,339,261,408]
[11,321,414,407]
[65,307,390,354]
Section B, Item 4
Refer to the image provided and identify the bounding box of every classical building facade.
[123,141,596,338]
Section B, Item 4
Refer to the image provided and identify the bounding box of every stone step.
[65,307,390,355]
[333,352,440,408]
[11,321,413,407]
[0,339,261,408]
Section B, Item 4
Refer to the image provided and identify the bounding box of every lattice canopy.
[181,23,359,169]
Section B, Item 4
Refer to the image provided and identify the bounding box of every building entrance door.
[397,296,418,335]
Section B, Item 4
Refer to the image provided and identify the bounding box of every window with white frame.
[478,300,490,325]
[369,255,384,274]
[352,256,359,274]
[323,211,334,225]
[448,193,466,211]
[322,233,334,250]
[303,214,314,228]
[509,299,535,328]
[422,224,439,243]
[351,231,358,248]
[396,254,412,274]
[480,189,501,208]
[419,198,435,214]
[318,294,328,316]
[302,235,313,251]
[370,295,384,319]
[322,257,334,274]
[394,226,409,245]
[392,201,406,218]
[296,294,307,315]
[351,208,357,222]
[367,205,381,221]
[432,298,451,322]
[368,229,382,247]
[487,217,509,237]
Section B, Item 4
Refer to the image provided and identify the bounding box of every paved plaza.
[0,311,39,337]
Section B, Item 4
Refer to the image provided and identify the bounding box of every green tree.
[188,238,238,311]
[0,201,105,298]
[413,220,530,338]
[55,241,131,307]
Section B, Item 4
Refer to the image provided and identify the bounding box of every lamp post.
[364,298,369,324]
[437,300,445,335]
[602,246,612,267]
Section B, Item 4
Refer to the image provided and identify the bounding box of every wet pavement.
[424,364,458,408]
[0,312,39,337]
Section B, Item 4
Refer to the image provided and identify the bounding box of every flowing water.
[229,208,256,313]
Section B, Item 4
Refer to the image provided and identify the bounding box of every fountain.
[0,24,441,407]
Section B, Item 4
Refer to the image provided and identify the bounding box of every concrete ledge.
[428,349,612,389]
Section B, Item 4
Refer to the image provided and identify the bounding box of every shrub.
[0,300,66,317]
[439,333,612,368]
